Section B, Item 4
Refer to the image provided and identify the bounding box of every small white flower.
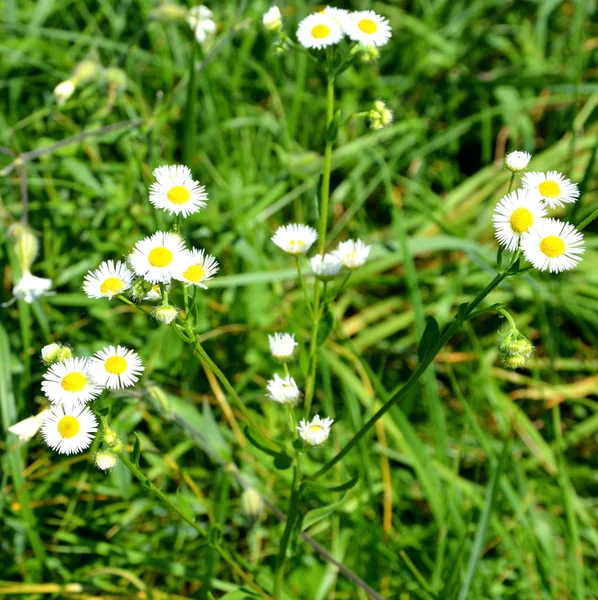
[266,374,301,404]
[297,414,334,446]
[8,409,51,443]
[53,80,76,105]
[187,5,217,43]
[149,165,208,217]
[345,10,391,47]
[89,345,144,390]
[310,253,342,279]
[333,239,371,269]
[41,343,72,365]
[268,333,297,361]
[13,271,52,303]
[144,282,170,302]
[83,260,134,300]
[505,151,531,173]
[272,224,318,255]
[95,451,118,471]
[522,171,580,209]
[521,218,585,273]
[41,403,98,455]
[492,190,547,251]
[173,248,219,289]
[129,231,187,284]
[369,100,393,130]
[42,357,103,405]
[297,13,343,49]
[322,6,350,29]
[262,6,282,32]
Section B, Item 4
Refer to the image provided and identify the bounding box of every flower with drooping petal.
[187,5,217,43]
[13,271,52,303]
[41,403,98,455]
[268,333,297,361]
[297,414,334,446]
[310,253,342,279]
[266,374,301,404]
[8,409,51,443]
[333,239,371,269]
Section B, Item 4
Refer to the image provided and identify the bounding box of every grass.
[1,0,598,598]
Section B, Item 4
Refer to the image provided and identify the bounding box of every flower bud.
[10,224,38,273]
[505,151,531,173]
[241,488,263,522]
[102,427,123,452]
[95,450,118,471]
[153,303,178,325]
[53,80,76,105]
[71,57,102,86]
[368,100,394,130]
[359,44,379,63]
[499,329,534,370]
[273,38,290,56]
[262,6,282,32]
[41,343,72,365]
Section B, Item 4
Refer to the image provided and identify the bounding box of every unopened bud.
[10,224,38,273]
[41,343,72,365]
[53,80,76,105]
[499,329,534,370]
[103,427,123,452]
[359,44,379,63]
[241,488,263,522]
[368,100,393,130]
[150,2,189,21]
[153,303,178,325]
[263,6,282,32]
[95,451,118,471]
[505,151,531,173]
[72,57,101,86]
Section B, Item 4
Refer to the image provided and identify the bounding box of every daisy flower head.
[173,248,219,289]
[129,231,187,284]
[187,5,217,43]
[41,357,102,405]
[266,374,301,404]
[83,260,134,300]
[13,271,52,304]
[345,10,391,47]
[297,414,334,446]
[310,253,342,280]
[492,189,547,251]
[521,218,585,273]
[268,333,298,361]
[272,224,318,255]
[505,151,531,173]
[41,403,98,455]
[263,6,282,32]
[149,165,208,217]
[8,409,51,443]
[95,450,118,471]
[297,13,343,49]
[333,239,371,269]
[522,171,580,209]
[90,345,144,389]
[322,6,350,29]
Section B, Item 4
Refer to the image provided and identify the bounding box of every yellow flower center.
[290,239,306,250]
[105,356,128,375]
[539,235,566,258]
[99,277,124,295]
[538,180,561,198]
[509,208,534,233]
[57,415,81,439]
[148,247,173,267]
[312,24,330,39]
[183,264,206,283]
[167,185,191,205]
[308,424,324,435]
[358,18,377,34]
[61,372,87,392]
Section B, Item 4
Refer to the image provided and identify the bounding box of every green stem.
[304,282,322,417]
[507,172,515,193]
[576,206,598,231]
[496,307,517,331]
[295,257,313,317]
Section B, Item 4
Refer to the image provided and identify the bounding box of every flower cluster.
[493,154,584,273]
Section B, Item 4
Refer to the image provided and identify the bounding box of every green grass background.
[1,0,598,598]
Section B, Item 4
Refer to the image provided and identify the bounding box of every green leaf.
[417,315,440,362]
[317,310,335,347]
[301,492,350,532]
[132,433,141,466]
[245,426,281,457]
[175,488,195,523]
[301,474,359,494]
[273,453,293,470]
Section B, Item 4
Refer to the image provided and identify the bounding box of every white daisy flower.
[333,239,371,269]
[8,408,51,443]
[41,403,98,455]
[521,218,585,273]
[272,224,318,255]
[149,165,208,217]
[310,253,342,279]
[297,414,334,446]
[297,13,343,49]
[263,6,282,32]
[322,7,350,29]
[129,231,187,284]
[522,171,580,209]
[345,10,391,47]
[187,5,217,43]
[492,190,547,251]
[42,357,102,405]
[173,248,219,289]
[268,333,298,361]
[83,260,134,300]
[41,343,72,365]
[505,151,531,173]
[89,345,144,390]
[13,271,52,304]
[95,450,118,471]
[266,374,301,404]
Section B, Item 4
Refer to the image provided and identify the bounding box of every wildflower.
[241,488,264,522]
[271,224,318,255]
[522,171,579,209]
[268,333,297,361]
[369,100,393,130]
[262,6,282,32]
[10,223,38,273]
[8,409,50,443]
[41,357,102,405]
[505,151,531,173]
[95,450,118,471]
[322,6,350,29]
[333,239,371,269]
[297,414,334,446]
[297,13,343,49]
[345,10,391,47]
[41,343,72,365]
[102,427,122,451]
[173,248,219,289]
[187,5,216,44]
[149,165,208,217]
[53,80,76,105]
[521,218,584,273]
[266,374,301,404]
[89,346,144,390]
[492,189,547,251]
[153,303,179,324]
[83,260,134,300]
[144,282,170,301]
[13,271,52,304]
[310,253,342,279]
[41,403,98,455]
[129,231,187,284]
